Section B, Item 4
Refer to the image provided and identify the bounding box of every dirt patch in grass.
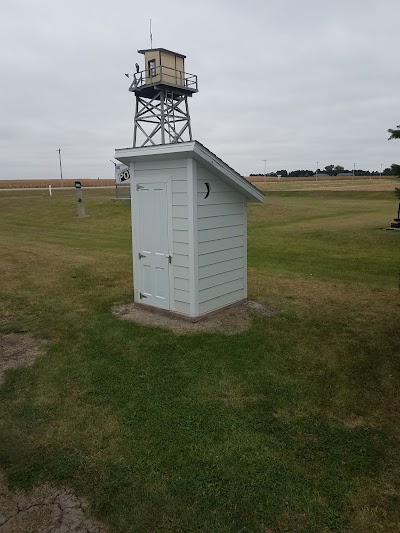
[0,312,13,327]
[112,300,277,334]
[0,470,108,533]
[0,333,43,385]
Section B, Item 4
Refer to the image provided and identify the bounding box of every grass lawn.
[0,185,399,532]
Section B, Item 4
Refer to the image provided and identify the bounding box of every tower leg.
[185,97,193,141]
[133,97,139,147]
[160,90,165,145]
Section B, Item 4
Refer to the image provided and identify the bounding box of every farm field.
[256,177,398,192]
[0,178,115,189]
[0,185,399,532]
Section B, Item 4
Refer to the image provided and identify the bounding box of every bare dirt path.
[113,300,277,334]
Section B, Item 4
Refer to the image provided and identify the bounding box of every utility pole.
[353,162,356,180]
[262,158,267,176]
[316,161,319,181]
[380,163,383,179]
[110,159,118,198]
[57,148,63,188]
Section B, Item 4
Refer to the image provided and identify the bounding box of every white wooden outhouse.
[115,141,264,319]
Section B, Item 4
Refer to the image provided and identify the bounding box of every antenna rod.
[150,19,153,49]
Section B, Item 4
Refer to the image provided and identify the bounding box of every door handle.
[167,255,172,264]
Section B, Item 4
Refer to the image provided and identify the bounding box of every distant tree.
[391,164,400,177]
[277,169,288,177]
[383,167,395,176]
[324,165,335,176]
[334,165,345,175]
[388,125,400,140]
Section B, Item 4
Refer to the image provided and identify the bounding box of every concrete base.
[134,298,247,323]
[386,227,400,231]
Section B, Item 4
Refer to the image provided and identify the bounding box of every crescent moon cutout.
[204,182,210,199]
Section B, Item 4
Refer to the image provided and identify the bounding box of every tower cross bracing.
[133,89,193,147]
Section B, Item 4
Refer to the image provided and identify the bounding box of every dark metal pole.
[58,148,63,187]
[110,159,118,198]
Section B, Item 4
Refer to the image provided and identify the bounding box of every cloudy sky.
[1,0,399,179]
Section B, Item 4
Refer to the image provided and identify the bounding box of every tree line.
[250,165,396,178]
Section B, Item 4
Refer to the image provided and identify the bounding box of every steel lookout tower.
[129,48,198,147]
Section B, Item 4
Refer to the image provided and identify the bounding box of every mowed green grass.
[0,186,399,532]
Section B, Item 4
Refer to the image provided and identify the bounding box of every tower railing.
[130,65,198,92]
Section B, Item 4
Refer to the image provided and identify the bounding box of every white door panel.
[137,182,170,309]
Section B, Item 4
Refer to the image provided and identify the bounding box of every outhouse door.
[136,182,170,310]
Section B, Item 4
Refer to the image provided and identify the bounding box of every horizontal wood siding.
[174,242,189,255]
[173,229,189,243]
[199,268,244,291]
[198,236,244,255]
[197,191,243,205]
[198,214,243,230]
[174,277,190,291]
[170,162,190,308]
[174,265,189,279]
[198,247,243,267]
[197,164,246,311]
[172,192,188,206]
[172,180,188,193]
[199,289,245,315]
[173,254,190,267]
[198,225,244,242]
[198,203,243,218]
[175,301,190,315]
[198,257,244,278]
[172,218,188,231]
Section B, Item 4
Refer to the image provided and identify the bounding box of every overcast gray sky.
[1,0,399,179]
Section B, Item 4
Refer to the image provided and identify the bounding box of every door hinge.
[138,252,146,260]
[139,292,148,299]
[136,184,145,191]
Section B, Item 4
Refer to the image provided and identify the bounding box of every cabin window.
[148,59,156,77]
